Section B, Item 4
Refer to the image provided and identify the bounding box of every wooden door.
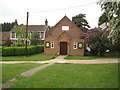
[60,42,67,55]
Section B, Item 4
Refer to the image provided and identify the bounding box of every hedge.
[2,45,44,56]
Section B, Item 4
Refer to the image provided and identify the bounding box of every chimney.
[14,19,18,27]
[45,19,48,26]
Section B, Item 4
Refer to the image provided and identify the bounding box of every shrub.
[2,47,15,56]
[14,47,25,56]
[2,45,44,56]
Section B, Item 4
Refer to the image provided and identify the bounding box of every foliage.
[30,31,41,45]
[98,12,108,25]
[2,63,42,83]
[2,45,44,56]
[98,1,120,44]
[48,26,53,29]
[10,63,118,88]
[2,22,15,32]
[72,13,90,33]
[81,27,111,56]
[12,25,26,46]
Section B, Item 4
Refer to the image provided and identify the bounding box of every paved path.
[0,57,119,64]
[65,59,119,64]
[21,62,54,77]
[21,55,67,77]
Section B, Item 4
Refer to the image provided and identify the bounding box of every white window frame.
[73,42,77,49]
[51,42,54,48]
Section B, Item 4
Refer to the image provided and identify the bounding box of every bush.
[14,47,25,56]
[2,45,44,56]
[2,47,15,56]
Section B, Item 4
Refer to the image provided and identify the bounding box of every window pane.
[51,42,54,48]
[46,42,50,48]
[41,32,44,39]
[16,34,19,38]
[12,32,15,38]
[73,42,77,49]
[78,43,83,49]
[46,43,49,47]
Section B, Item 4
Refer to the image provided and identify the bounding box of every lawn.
[2,63,43,83]
[2,53,56,61]
[65,56,120,60]
[10,63,118,88]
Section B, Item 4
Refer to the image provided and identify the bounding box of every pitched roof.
[11,25,48,32]
[46,16,84,39]
[0,32,10,40]
[51,16,84,33]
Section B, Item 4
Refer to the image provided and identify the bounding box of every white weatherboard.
[62,26,69,31]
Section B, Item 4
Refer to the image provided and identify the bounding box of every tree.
[2,22,15,32]
[98,1,120,44]
[98,12,108,25]
[30,31,41,45]
[81,27,111,56]
[13,25,26,46]
[72,13,90,33]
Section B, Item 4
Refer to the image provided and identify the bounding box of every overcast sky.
[0,0,103,28]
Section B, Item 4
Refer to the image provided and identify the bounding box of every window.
[51,42,54,48]
[41,32,44,39]
[12,32,15,38]
[28,32,31,38]
[62,26,69,31]
[73,42,77,49]
[78,42,83,49]
[45,42,50,48]
[16,33,19,38]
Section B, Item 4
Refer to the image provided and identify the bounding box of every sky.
[0,0,103,28]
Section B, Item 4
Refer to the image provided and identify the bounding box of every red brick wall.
[44,16,85,56]
[47,16,83,39]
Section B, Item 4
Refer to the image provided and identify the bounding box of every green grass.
[2,53,56,61]
[2,63,43,83]
[65,56,120,60]
[10,63,118,88]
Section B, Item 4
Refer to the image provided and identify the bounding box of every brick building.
[44,16,85,56]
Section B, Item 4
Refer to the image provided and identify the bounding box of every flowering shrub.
[82,27,110,56]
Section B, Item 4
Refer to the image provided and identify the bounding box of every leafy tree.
[2,22,15,32]
[98,1,120,44]
[30,31,41,45]
[12,25,26,46]
[81,27,111,56]
[98,12,108,25]
[48,26,53,29]
[72,13,90,33]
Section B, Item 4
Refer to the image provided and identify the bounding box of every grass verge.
[2,53,56,61]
